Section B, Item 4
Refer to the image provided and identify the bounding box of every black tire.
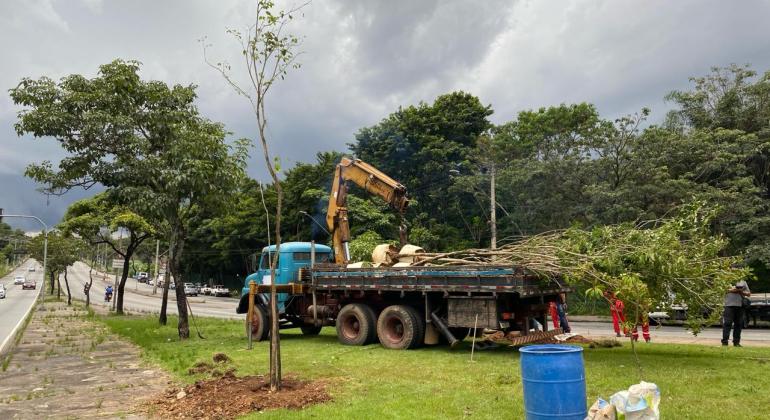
[245,305,269,342]
[336,303,377,346]
[377,305,425,350]
[300,324,323,336]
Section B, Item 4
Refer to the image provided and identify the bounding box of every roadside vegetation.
[102,314,770,419]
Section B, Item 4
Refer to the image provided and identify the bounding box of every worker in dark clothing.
[722,280,751,347]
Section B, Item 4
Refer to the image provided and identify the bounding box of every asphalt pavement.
[569,320,770,346]
[64,261,243,319]
[0,260,43,354]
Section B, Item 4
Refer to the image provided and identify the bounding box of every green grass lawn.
[100,315,770,419]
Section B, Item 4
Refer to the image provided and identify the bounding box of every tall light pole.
[489,163,497,250]
[0,213,48,288]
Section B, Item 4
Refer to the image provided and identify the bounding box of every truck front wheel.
[377,305,425,350]
[336,303,377,346]
[245,305,269,342]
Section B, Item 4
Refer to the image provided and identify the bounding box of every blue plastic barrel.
[519,344,587,420]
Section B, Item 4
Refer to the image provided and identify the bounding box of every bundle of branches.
[408,202,749,334]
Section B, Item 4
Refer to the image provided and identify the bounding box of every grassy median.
[100,315,769,419]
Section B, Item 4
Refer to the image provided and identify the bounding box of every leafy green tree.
[351,91,493,248]
[10,59,249,338]
[61,193,154,314]
[205,0,307,389]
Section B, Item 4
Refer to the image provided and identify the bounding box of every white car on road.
[28,266,36,272]
[0,284,6,299]
[212,285,229,297]
[183,283,198,296]
[14,276,25,285]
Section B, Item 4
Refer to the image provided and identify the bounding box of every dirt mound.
[212,352,231,363]
[149,373,330,419]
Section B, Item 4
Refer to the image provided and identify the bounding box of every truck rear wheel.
[336,303,377,346]
[245,305,269,342]
[377,305,425,350]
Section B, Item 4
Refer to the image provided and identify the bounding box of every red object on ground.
[631,321,651,341]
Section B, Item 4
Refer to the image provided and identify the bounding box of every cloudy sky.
[2,0,770,230]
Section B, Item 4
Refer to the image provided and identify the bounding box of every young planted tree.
[204,0,307,390]
[61,193,154,314]
[11,59,249,338]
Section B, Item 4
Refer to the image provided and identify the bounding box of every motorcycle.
[104,292,113,303]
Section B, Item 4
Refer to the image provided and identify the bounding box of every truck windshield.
[259,253,278,269]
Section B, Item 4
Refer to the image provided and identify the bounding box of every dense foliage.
[167,65,770,296]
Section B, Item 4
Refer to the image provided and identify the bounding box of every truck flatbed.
[306,265,567,296]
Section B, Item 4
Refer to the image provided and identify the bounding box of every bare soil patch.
[149,371,330,419]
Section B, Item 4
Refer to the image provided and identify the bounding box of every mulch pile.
[148,370,330,419]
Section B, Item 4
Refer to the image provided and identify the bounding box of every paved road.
[570,320,770,346]
[0,260,42,352]
[64,261,243,319]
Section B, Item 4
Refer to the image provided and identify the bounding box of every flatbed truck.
[236,242,569,349]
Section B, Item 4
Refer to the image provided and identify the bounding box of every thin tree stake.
[470,314,479,362]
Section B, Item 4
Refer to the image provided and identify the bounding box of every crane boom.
[326,157,408,264]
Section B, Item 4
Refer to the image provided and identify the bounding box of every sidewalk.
[0,301,170,419]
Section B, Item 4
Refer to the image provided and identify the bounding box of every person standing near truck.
[722,280,751,347]
[548,293,571,333]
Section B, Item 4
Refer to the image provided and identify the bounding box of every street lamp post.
[0,213,49,288]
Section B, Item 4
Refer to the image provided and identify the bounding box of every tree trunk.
[86,256,95,308]
[49,270,55,295]
[116,249,134,314]
[63,267,72,306]
[57,273,61,299]
[170,229,189,339]
[269,181,283,391]
[159,247,171,325]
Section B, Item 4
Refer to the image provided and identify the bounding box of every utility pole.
[490,163,497,250]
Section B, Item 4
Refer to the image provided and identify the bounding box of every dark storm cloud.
[2,0,770,228]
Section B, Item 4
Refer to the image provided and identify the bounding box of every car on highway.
[183,283,198,296]
[201,285,212,295]
[14,275,25,285]
[22,279,36,290]
[28,266,35,272]
[0,284,6,299]
[137,272,149,283]
[211,285,229,297]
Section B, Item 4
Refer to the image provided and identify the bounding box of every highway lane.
[64,261,243,320]
[0,260,43,353]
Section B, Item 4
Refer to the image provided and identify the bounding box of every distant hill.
[0,173,100,231]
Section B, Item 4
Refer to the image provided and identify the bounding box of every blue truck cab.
[238,242,332,314]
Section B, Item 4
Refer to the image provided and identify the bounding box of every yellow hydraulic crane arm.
[326,157,409,264]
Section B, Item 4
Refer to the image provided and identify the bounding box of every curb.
[0,260,43,360]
